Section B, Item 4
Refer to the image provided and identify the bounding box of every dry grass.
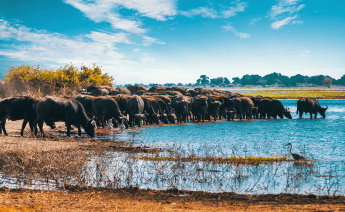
[0,187,344,211]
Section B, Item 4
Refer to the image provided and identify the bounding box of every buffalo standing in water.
[296,97,328,118]
[258,98,292,119]
[127,95,146,127]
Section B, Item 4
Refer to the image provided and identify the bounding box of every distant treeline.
[121,73,345,88]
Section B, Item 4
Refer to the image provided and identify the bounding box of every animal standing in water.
[285,143,306,160]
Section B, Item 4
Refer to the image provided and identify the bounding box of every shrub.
[4,64,114,96]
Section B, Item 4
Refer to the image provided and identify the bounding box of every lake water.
[1,99,344,195]
[92,99,345,195]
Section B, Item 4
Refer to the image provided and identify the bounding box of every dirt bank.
[0,187,344,211]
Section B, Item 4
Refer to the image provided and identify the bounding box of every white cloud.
[222,25,251,38]
[269,0,305,19]
[221,1,247,18]
[64,0,177,33]
[268,0,305,29]
[271,15,297,29]
[180,7,218,18]
[292,20,303,24]
[300,50,310,57]
[250,18,261,25]
[142,36,157,46]
[133,48,140,51]
[85,31,132,44]
[0,18,129,66]
[157,41,165,45]
[180,1,247,19]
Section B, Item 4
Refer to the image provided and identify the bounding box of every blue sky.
[0,0,344,84]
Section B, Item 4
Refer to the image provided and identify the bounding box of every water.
[92,99,345,195]
[1,99,344,195]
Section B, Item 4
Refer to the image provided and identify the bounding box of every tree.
[224,77,230,85]
[322,77,332,88]
[232,77,241,84]
[210,77,224,85]
[289,74,308,86]
[196,75,210,86]
[336,74,345,85]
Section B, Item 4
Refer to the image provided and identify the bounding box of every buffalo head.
[83,119,96,137]
[319,106,328,118]
[283,107,292,119]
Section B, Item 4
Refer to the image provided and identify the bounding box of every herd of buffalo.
[0,85,328,138]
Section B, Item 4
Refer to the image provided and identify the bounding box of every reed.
[136,155,294,166]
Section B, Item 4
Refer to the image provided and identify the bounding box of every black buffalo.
[74,95,98,118]
[127,85,147,95]
[127,95,146,127]
[92,96,128,129]
[258,98,292,119]
[0,96,55,136]
[207,96,224,121]
[297,97,328,118]
[141,96,160,124]
[172,96,189,123]
[34,96,95,137]
[231,97,254,120]
[192,95,208,122]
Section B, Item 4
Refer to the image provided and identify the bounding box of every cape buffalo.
[34,96,95,137]
[109,87,131,95]
[127,95,146,127]
[141,96,160,124]
[231,97,254,120]
[127,85,147,95]
[74,95,98,118]
[172,96,189,123]
[258,98,292,119]
[0,96,55,136]
[192,95,208,122]
[297,97,328,118]
[142,96,169,124]
[92,96,128,129]
[207,96,224,121]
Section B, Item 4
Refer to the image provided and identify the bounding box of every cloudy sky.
[0,0,344,84]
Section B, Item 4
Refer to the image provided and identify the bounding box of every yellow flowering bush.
[4,64,114,96]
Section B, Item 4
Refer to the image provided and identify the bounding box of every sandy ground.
[0,187,344,212]
[0,120,344,211]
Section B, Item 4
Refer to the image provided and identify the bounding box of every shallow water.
[1,99,344,195]
[92,99,345,195]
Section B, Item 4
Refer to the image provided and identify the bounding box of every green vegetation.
[234,89,345,99]
[4,64,114,96]
[137,155,293,166]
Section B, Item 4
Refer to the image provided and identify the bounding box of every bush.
[4,64,114,96]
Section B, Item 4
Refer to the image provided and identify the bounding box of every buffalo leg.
[310,113,313,119]
[37,120,45,137]
[20,119,29,136]
[299,111,303,119]
[66,123,71,136]
[78,125,82,136]
[1,119,7,136]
